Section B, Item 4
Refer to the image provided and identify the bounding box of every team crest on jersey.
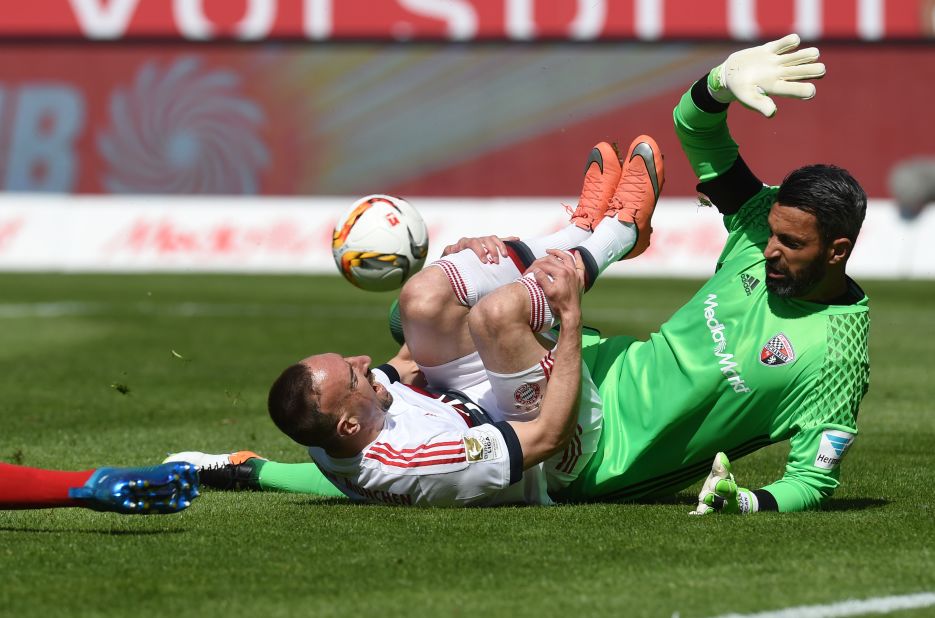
[513,382,542,411]
[760,333,796,366]
[464,435,498,462]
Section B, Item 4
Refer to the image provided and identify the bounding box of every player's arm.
[380,343,426,386]
[508,250,584,469]
[694,372,863,515]
[690,448,842,515]
[674,34,824,215]
[756,423,857,512]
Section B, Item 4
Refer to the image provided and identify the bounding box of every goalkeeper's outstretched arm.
[691,443,846,515]
[673,34,825,216]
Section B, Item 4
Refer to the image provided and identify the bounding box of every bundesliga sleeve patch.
[814,430,855,469]
[760,333,796,366]
[464,434,499,462]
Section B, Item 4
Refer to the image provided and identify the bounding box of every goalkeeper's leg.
[165,451,346,497]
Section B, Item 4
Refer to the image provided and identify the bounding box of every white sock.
[574,218,637,279]
[430,250,522,307]
[486,350,554,421]
[521,224,591,258]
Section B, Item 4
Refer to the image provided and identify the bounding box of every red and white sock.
[517,273,557,333]
[430,248,524,307]
[429,222,594,307]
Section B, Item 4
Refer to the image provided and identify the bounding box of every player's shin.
[254,461,346,497]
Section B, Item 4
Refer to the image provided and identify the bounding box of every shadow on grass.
[0,526,189,536]
[284,496,891,511]
[821,497,890,511]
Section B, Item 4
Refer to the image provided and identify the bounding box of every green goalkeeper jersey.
[561,80,870,511]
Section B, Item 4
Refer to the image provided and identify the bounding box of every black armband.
[753,489,779,512]
[493,421,524,485]
[375,363,400,384]
[697,156,764,216]
[691,73,730,114]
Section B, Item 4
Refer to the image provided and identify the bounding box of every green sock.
[253,460,347,498]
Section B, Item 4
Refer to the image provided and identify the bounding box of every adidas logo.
[740,273,760,296]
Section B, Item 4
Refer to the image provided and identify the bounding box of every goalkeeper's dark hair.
[268,363,337,448]
[777,164,867,246]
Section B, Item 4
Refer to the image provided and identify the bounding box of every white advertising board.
[0,195,930,278]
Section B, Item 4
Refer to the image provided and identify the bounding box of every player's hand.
[442,235,518,264]
[529,249,583,325]
[709,33,825,118]
[689,452,758,515]
[388,344,427,387]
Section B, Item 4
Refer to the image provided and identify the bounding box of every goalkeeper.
[172,35,869,514]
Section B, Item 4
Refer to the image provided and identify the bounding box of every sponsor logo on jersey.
[703,294,751,393]
[740,273,761,296]
[814,430,855,469]
[464,434,499,462]
[322,471,415,505]
[513,382,542,411]
[760,333,796,366]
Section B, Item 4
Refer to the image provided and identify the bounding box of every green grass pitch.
[1,274,933,618]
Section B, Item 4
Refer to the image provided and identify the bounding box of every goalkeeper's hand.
[689,452,758,515]
[708,33,825,118]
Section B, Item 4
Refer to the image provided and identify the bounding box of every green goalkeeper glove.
[689,452,758,515]
[708,33,826,118]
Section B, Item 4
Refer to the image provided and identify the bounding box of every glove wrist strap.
[736,488,759,514]
[707,64,734,104]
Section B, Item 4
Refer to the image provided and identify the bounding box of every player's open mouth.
[765,265,786,279]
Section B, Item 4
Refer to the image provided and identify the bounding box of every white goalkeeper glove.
[708,33,826,118]
[689,452,758,515]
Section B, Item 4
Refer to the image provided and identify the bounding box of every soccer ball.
[332,194,429,292]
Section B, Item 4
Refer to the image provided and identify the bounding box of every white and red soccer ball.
[332,194,429,292]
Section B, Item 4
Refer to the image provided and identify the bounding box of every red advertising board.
[0,44,932,198]
[0,0,930,41]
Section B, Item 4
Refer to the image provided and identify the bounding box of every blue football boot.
[68,462,200,514]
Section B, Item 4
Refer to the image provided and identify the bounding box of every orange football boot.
[570,142,623,231]
[606,135,664,260]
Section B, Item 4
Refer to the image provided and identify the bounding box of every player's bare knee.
[399,267,451,325]
[470,289,519,342]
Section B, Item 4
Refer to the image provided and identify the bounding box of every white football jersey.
[309,365,602,506]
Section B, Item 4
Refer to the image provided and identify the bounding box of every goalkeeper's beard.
[765,257,826,298]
